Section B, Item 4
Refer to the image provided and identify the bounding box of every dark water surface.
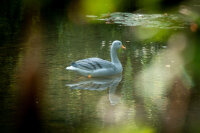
[0,14,199,133]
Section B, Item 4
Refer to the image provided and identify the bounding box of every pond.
[0,12,198,133]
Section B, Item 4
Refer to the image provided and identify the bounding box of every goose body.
[66,40,126,77]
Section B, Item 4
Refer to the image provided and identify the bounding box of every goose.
[66,40,126,78]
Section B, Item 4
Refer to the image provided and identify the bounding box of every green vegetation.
[0,0,200,133]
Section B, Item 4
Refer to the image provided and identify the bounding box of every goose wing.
[70,58,116,71]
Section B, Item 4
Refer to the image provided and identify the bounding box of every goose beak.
[121,44,126,49]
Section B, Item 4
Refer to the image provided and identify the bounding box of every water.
[41,21,169,132]
[0,13,199,133]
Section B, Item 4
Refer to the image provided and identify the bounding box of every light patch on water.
[134,33,193,121]
[87,12,187,29]
[96,95,135,124]
[86,15,98,18]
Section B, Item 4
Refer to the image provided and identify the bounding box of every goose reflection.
[66,75,122,105]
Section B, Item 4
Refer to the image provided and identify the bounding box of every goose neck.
[111,47,120,64]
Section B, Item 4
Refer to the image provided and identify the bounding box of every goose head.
[111,40,126,50]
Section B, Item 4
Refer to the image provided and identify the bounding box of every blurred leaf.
[80,0,122,15]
